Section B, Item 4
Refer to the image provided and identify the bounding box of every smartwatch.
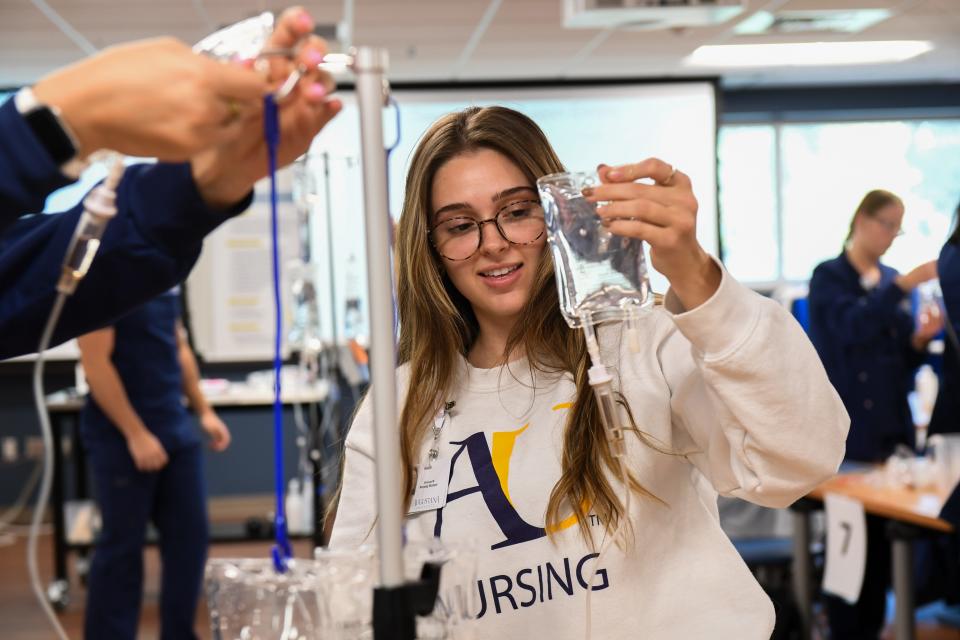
[15,87,89,179]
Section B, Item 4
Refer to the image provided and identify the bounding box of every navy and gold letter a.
[433,431,545,549]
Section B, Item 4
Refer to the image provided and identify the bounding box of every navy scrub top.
[930,241,960,436]
[80,288,200,454]
[808,252,924,463]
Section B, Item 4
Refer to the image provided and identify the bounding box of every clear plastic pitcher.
[206,558,324,640]
[536,171,652,328]
[928,434,960,492]
[206,552,376,640]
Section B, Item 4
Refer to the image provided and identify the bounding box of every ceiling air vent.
[734,9,892,35]
[563,0,746,31]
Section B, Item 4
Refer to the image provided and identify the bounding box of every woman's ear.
[850,211,864,237]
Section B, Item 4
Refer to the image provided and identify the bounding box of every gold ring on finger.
[224,99,241,125]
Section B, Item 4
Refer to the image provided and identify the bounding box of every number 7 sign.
[822,492,867,603]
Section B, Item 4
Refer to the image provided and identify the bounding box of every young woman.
[808,189,941,639]
[330,106,848,638]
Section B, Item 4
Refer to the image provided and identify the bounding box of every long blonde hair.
[395,106,658,545]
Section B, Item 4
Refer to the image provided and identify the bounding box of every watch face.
[24,105,77,166]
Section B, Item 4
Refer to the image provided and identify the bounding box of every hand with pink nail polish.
[190,6,342,209]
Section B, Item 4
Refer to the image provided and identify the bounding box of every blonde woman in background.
[809,189,942,639]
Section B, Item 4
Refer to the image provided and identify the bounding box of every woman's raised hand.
[582,158,720,309]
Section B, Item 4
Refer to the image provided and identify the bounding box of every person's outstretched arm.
[0,38,268,232]
[0,161,251,359]
[0,7,341,358]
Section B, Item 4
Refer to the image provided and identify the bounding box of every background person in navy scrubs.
[930,199,960,437]
[77,287,230,640]
[809,189,942,639]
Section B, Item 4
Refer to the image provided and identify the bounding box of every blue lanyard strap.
[264,94,292,573]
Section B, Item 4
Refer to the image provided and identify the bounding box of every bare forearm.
[84,361,148,439]
[179,344,211,415]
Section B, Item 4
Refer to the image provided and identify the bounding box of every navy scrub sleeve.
[930,241,960,436]
[0,97,252,359]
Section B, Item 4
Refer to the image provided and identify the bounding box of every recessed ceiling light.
[685,41,933,68]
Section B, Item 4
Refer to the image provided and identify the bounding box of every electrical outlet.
[25,436,44,461]
[1,437,17,463]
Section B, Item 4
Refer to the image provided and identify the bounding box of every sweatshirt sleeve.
[657,259,850,508]
[0,162,252,359]
[328,393,380,547]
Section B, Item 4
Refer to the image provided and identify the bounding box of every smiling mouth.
[479,265,521,278]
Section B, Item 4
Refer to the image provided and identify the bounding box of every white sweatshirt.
[330,265,849,639]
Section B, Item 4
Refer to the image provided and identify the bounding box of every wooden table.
[792,470,953,640]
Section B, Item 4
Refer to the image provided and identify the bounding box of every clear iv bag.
[193,11,274,60]
[537,171,652,328]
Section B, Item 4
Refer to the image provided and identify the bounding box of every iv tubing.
[30,154,126,640]
[29,292,69,640]
[580,315,631,640]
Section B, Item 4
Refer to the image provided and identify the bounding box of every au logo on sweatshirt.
[427,403,610,618]
[431,403,581,549]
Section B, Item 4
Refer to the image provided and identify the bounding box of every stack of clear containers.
[206,548,376,640]
[206,539,478,639]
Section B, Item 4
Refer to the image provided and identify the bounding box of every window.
[718,126,779,283]
[719,118,960,285]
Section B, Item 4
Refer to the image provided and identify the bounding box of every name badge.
[408,455,451,515]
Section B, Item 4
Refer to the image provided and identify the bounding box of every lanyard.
[427,401,455,466]
[265,94,293,572]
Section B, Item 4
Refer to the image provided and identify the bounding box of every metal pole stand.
[789,497,821,640]
[887,520,923,640]
[373,562,443,640]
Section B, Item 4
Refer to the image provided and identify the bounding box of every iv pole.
[353,45,403,587]
[351,46,439,639]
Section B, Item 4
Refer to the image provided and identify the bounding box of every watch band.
[15,87,89,179]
